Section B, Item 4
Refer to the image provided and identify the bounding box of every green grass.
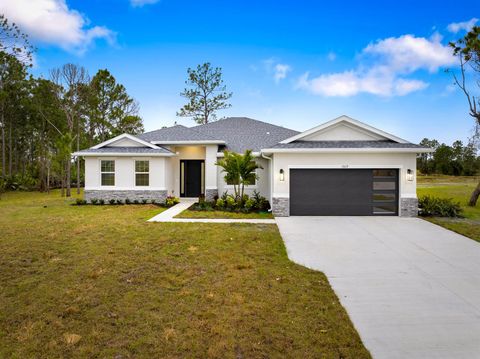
[0,190,369,358]
[417,175,480,242]
[175,207,274,219]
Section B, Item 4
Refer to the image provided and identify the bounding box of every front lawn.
[0,190,369,358]
[417,175,480,242]
[175,207,274,219]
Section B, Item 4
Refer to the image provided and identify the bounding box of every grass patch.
[175,207,274,219]
[418,175,480,241]
[0,190,369,358]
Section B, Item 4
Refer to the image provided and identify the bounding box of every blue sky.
[3,0,480,144]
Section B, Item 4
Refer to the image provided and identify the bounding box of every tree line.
[0,16,143,197]
[417,138,480,176]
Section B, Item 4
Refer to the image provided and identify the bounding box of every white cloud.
[297,34,454,97]
[0,0,115,54]
[363,34,455,73]
[263,58,291,83]
[130,0,160,7]
[447,18,478,33]
[273,63,291,83]
[297,69,428,97]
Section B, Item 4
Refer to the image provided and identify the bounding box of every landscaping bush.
[245,198,255,211]
[141,199,148,204]
[193,192,271,213]
[133,199,139,204]
[252,190,270,211]
[91,198,99,205]
[3,174,37,191]
[116,199,124,205]
[215,198,225,208]
[165,196,180,207]
[125,198,131,204]
[225,195,236,209]
[109,199,116,205]
[75,198,87,205]
[151,199,157,205]
[418,195,463,217]
[99,199,105,205]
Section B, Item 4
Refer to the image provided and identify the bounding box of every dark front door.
[290,169,398,216]
[180,160,203,197]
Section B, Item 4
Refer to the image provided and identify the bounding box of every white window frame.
[134,159,150,187]
[100,159,115,187]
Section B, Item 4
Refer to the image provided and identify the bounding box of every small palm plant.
[216,150,262,201]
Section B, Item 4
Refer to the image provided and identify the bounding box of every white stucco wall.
[217,157,270,198]
[84,156,167,190]
[271,152,417,199]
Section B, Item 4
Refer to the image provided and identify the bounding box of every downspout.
[261,152,273,212]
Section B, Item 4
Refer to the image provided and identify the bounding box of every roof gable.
[92,133,160,149]
[280,115,408,144]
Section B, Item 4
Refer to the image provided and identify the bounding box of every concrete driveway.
[276,216,480,359]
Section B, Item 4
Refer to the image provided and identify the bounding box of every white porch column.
[204,145,218,200]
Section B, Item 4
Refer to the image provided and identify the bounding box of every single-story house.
[73,115,431,217]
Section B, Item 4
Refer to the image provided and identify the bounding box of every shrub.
[193,201,213,211]
[225,195,236,209]
[99,199,105,205]
[220,191,229,201]
[109,199,116,205]
[125,198,131,204]
[165,196,180,207]
[75,198,87,205]
[252,190,269,211]
[4,174,37,191]
[151,199,157,205]
[91,198,99,205]
[215,198,225,208]
[116,199,124,205]
[141,199,147,204]
[133,199,139,204]
[418,196,463,217]
[245,198,255,211]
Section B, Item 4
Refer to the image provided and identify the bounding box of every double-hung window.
[101,160,115,186]
[135,160,149,187]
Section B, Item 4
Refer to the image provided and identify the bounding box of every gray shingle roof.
[268,140,425,149]
[78,146,173,154]
[192,117,299,152]
[136,117,299,152]
[137,125,219,142]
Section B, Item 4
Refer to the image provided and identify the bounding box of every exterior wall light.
[279,169,285,181]
[406,169,414,181]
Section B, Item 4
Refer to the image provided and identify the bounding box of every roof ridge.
[192,116,298,132]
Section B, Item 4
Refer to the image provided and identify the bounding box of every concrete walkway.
[147,199,276,224]
[276,216,480,359]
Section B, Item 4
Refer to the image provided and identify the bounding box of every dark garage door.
[290,169,398,216]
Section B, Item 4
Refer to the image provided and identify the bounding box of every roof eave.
[261,147,432,153]
[151,140,225,145]
[72,152,176,157]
